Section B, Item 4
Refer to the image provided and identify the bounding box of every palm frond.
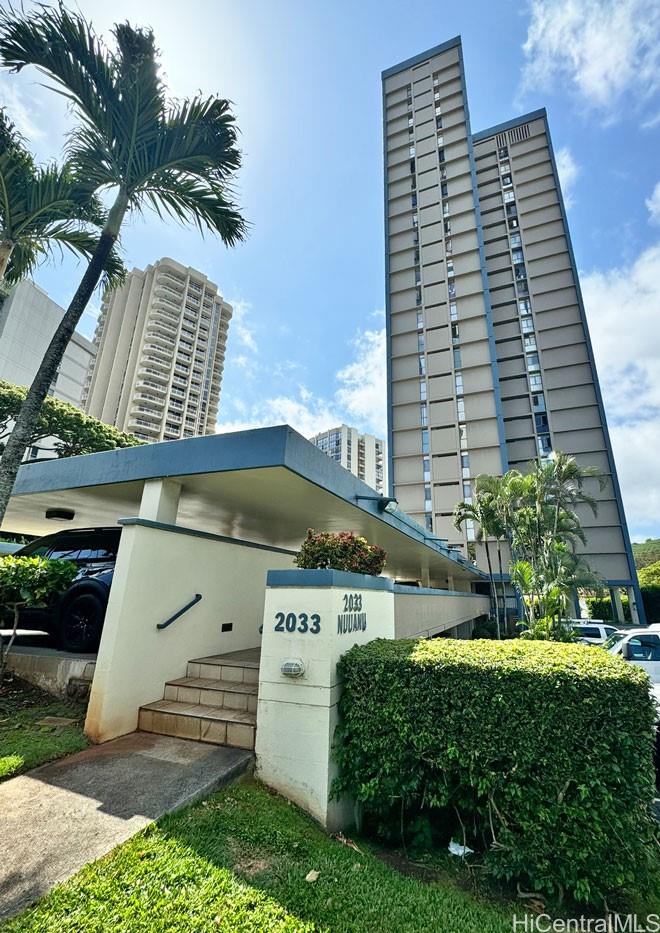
[0,4,119,145]
[39,224,125,285]
[0,7,246,257]
[111,22,165,176]
[5,225,124,287]
[140,173,246,245]
[3,238,40,283]
[123,95,240,190]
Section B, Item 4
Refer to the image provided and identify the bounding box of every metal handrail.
[157,594,202,630]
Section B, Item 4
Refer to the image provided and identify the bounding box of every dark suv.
[13,527,121,653]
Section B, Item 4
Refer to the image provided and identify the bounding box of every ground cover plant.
[3,780,515,932]
[0,676,87,780]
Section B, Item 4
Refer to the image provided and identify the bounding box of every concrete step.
[163,676,258,714]
[187,649,260,684]
[138,699,256,749]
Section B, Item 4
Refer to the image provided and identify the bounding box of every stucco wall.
[85,522,295,742]
[255,571,396,829]
[394,587,490,639]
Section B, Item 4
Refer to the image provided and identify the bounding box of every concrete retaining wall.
[7,647,95,697]
[393,586,490,639]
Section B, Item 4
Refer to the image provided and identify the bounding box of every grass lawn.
[3,780,516,932]
[0,676,88,780]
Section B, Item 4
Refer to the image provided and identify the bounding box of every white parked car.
[568,620,619,645]
[603,625,660,684]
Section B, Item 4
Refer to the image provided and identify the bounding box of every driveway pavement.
[0,732,252,919]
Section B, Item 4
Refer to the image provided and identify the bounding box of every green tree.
[633,539,660,570]
[464,453,604,641]
[0,107,122,296]
[0,380,141,459]
[0,555,77,680]
[638,560,660,588]
[538,450,605,538]
[0,5,247,523]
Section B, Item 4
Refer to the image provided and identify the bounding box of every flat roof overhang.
[2,425,485,585]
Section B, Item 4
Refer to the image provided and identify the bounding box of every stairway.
[138,648,260,750]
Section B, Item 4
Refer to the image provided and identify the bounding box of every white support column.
[626,586,640,626]
[256,570,395,831]
[567,589,581,619]
[611,587,625,625]
[139,478,181,524]
[420,566,430,588]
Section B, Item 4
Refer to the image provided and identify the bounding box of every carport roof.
[3,425,484,585]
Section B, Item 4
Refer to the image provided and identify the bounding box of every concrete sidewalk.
[0,732,252,919]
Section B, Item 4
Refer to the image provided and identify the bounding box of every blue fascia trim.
[382,75,395,499]
[267,569,394,591]
[458,43,509,474]
[393,584,484,598]
[472,108,547,143]
[13,425,290,496]
[381,36,462,80]
[12,422,485,582]
[541,112,645,623]
[118,517,296,555]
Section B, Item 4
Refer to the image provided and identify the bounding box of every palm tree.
[453,491,501,638]
[536,451,605,538]
[0,6,246,523]
[472,474,510,634]
[0,108,122,291]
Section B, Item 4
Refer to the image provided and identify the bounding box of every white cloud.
[0,78,45,144]
[581,242,660,534]
[609,421,660,540]
[554,146,580,208]
[519,0,660,121]
[641,110,660,129]
[646,181,660,224]
[336,328,387,435]
[228,297,258,353]
[217,325,387,440]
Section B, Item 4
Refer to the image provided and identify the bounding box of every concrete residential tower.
[84,258,232,442]
[309,424,385,493]
[382,36,642,619]
[0,280,94,408]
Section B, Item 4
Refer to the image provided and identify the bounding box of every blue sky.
[1,0,660,539]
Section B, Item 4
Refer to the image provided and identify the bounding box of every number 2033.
[274,612,321,634]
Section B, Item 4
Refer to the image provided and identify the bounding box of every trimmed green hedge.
[334,638,658,906]
[585,595,627,622]
[586,590,660,625]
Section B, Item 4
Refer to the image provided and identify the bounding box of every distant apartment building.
[309,424,385,494]
[0,280,94,408]
[83,258,232,442]
[383,36,642,618]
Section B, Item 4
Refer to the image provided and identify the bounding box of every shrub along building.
[382,36,643,622]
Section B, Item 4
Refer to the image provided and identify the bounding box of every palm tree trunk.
[0,199,127,527]
[484,540,500,639]
[496,541,506,637]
